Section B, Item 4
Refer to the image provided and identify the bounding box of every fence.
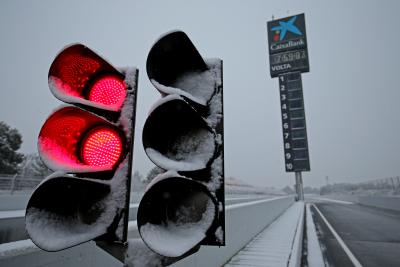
[0,175,42,194]
[360,176,400,191]
[321,175,400,196]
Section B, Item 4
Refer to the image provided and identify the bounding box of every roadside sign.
[267,14,309,77]
[278,72,310,172]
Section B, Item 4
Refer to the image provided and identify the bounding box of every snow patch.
[205,59,223,192]
[49,77,122,112]
[125,238,164,267]
[25,207,109,251]
[215,226,223,243]
[148,94,183,116]
[207,155,222,191]
[0,240,38,259]
[121,67,138,90]
[146,127,215,171]
[105,159,131,240]
[118,67,137,137]
[150,58,221,107]
[145,170,181,192]
[151,69,213,106]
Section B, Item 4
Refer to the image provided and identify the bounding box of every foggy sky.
[1,0,399,188]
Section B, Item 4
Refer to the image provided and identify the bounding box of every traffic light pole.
[295,171,304,201]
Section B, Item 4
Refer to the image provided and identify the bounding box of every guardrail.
[0,196,294,267]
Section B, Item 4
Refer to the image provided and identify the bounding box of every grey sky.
[1,0,399,188]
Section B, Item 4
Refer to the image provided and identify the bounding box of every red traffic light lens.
[88,76,126,110]
[49,44,126,112]
[38,106,125,173]
[81,127,123,168]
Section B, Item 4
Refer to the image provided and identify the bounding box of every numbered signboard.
[278,72,310,172]
[267,14,309,77]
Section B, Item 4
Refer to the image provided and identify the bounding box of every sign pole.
[267,14,310,202]
[295,171,304,200]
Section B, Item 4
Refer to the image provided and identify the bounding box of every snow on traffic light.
[25,44,138,254]
[137,31,225,258]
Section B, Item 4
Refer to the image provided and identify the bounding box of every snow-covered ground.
[305,203,325,267]
[224,202,304,267]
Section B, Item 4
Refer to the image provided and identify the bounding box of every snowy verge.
[0,240,37,259]
[305,203,325,267]
[287,202,305,267]
[224,201,304,267]
[171,196,294,267]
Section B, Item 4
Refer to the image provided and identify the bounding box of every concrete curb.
[170,196,295,267]
[288,202,305,267]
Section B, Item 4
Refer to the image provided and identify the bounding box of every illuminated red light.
[88,76,126,110]
[81,127,123,168]
[49,44,126,112]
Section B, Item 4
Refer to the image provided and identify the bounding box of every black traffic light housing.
[25,44,138,262]
[138,30,225,259]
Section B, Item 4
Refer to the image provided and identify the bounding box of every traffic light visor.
[38,106,125,173]
[25,175,111,251]
[137,175,218,257]
[49,44,126,112]
[143,96,216,172]
[147,31,216,106]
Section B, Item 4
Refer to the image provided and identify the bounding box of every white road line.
[227,196,289,210]
[308,197,353,205]
[312,204,363,267]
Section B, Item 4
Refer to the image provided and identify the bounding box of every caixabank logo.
[271,15,303,42]
[267,13,307,54]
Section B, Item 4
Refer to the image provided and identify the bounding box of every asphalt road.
[311,201,400,267]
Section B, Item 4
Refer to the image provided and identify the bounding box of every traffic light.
[25,44,137,258]
[137,31,225,258]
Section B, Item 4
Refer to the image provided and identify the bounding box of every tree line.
[0,121,50,177]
